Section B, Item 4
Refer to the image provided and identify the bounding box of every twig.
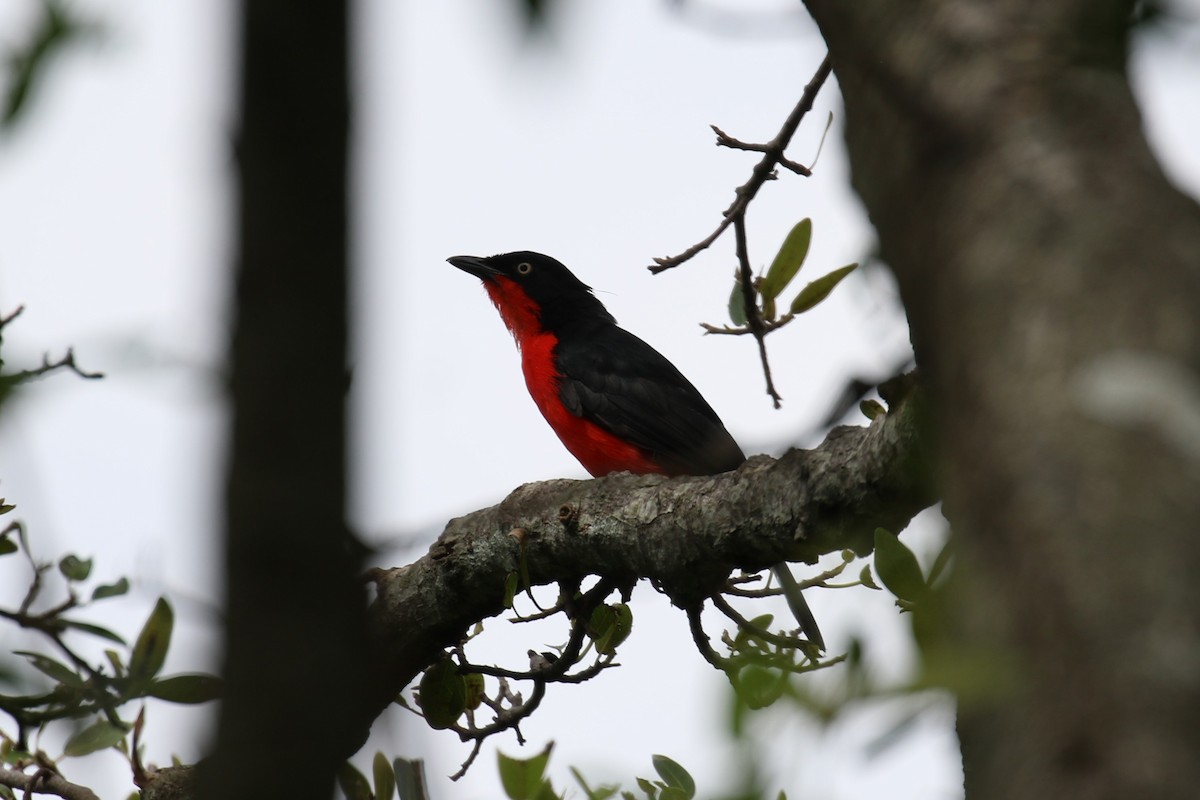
[0,306,25,330]
[701,313,795,336]
[0,766,100,800]
[649,53,832,274]
[686,604,733,671]
[734,216,783,407]
[2,349,104,386]
[710,593,807,649]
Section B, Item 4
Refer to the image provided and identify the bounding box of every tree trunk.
[201,2,369,799]
[803,1,1200,798]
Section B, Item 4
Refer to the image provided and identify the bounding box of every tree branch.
[0,767,100,800]
[350,381,936,750]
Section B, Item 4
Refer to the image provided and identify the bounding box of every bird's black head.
[448,251,616,334]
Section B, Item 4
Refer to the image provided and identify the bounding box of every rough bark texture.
[350,386,936,747]
[803,1,1200,798]
[201,2,369,799]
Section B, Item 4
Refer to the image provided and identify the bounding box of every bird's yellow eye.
[516,262,533,275]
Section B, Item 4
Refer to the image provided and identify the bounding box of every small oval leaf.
[62,719,127,758]
[728,280,749,326]
[417,658,466,730]
[873,528,927,603]
[463,672,485,711]
[129,597,174,680]
[393,757,429,800]
[336,762,372,800]
[503,571,520,609]
[147,673,223,704]
[651,755,695,799]
[760,218,813,301]
[859,398,885,420]
[92,577,130,601]
[61,619,126,645]
[58,554,93,582]
[373,750,396,800]
[789,263,858,315]
[15,651,83,687]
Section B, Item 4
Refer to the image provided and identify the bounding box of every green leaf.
[58,554,93,581]
[146,673,222,704]
[651,756,695,800]
[789,263,858,315]
[498,743,553,800]
[393,758,430,800]
[504,571,520,609]
[609,603,633,650]
[859,398,885,420]
[590,603,633,655]
[463,672,485,710]
[373,751,396,800]
[61,618,125,645]
[105,649,126,677]
[634,777,657,800]
[534,780,560,800]
[15,651,83,687]
[417,658,466,730]
[760,219,813,301]
[659,789,689,800]
[0,501,14,515]
[62,719,127,758]
[733,664,786,710]
[858,564,880,590]
[0,535,16,557]
[129,597,174,680]
[570,766,618,800]
[927,538,955,586]
[336,762,372,800]
[588,604,614,641]
[92,577,130,601]
[873,528,927,603]
[809,111,834,169]
[728,280,749,326]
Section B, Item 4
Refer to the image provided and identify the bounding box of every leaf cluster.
[712,219,858,336]
[0,507,220,797]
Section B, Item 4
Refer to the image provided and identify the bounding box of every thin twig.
[685,604,733,671]
[735,216,783,407]
[2,349,104,385]
[701,313,795,336]
[650,53,832,274]
[711,594,806,649]
[0,306,25,330]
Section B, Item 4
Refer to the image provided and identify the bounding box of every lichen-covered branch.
[351,380,936,750]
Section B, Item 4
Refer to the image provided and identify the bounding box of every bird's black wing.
[555,325,745,475]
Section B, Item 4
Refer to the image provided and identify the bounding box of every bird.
[448,250,824,650]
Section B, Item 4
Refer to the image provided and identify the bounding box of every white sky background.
[0,1,1197,798]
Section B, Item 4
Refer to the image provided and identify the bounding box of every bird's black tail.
[772,563,825,651]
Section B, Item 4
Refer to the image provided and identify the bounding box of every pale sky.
[1,1,1197,798]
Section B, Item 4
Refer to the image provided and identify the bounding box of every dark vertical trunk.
[202,2,369,798]
[803,1,1200,798]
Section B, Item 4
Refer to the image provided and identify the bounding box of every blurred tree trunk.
[200,2,369,799]
[803,1,1200,798]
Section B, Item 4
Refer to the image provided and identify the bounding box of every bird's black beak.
[447,255,501,281]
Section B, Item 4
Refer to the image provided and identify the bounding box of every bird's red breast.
[484,276,664,476]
